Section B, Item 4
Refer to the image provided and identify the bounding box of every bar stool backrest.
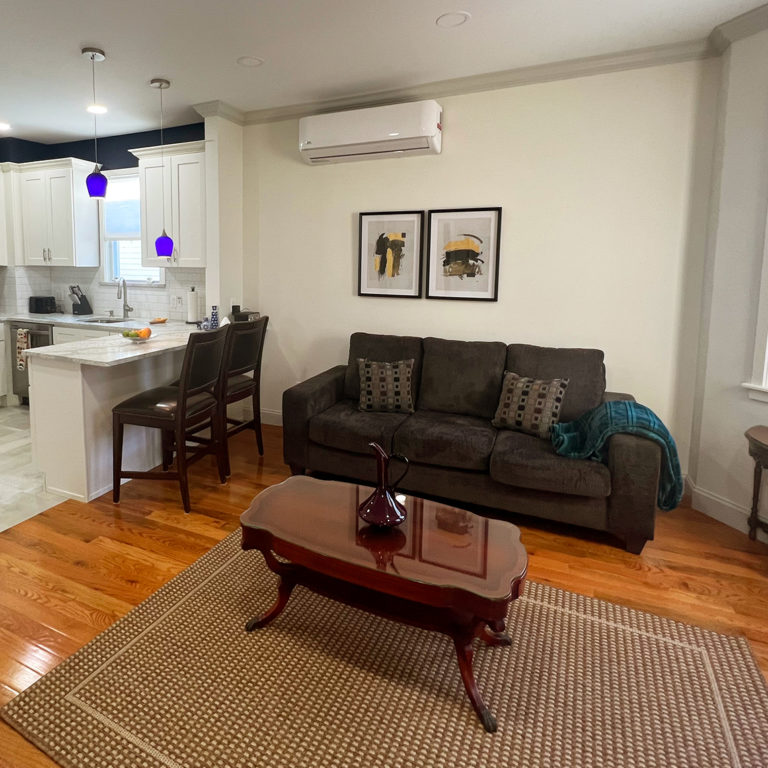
[225,316,269,381]
[178,326,230,411]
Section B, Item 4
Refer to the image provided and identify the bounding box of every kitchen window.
[102,171,163,285]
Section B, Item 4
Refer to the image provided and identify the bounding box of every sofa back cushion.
[344,333,423,401]
[418,337,507,418]
[505,344,605,421]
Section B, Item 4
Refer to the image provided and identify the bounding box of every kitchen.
[0,129,222,530]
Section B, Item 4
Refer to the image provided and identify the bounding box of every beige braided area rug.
[3,531,768,768]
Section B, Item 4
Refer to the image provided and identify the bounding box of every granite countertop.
[23,327,195,367]
[0,312,190,332]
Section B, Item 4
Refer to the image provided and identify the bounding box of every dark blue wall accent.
[0,123,205,168]
[0,138,51,163]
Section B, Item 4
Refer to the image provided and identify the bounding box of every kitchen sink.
[76,317,127,324]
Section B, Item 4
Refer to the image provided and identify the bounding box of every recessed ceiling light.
[237,56,264,67]
[436,11,471,28]
[0,122,10,131]
[87,104,108,114]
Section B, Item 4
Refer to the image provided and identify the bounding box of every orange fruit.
[137,327,152,340]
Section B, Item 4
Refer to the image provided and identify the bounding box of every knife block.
[72,295,93,315]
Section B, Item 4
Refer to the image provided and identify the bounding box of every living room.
[2,1,768,766]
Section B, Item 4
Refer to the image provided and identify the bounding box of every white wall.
[243,60,719,474]
[691,28,768,537]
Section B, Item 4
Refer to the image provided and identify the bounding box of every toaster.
[29,296,57,314]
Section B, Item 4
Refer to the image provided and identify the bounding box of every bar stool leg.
[253,388,264,456]
[175,424,191,513]
[749,460,762,541]
[113,414,124,503]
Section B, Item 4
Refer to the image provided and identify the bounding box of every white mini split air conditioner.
[298,100,442,164]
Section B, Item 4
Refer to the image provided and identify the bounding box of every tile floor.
[0,406,66,532]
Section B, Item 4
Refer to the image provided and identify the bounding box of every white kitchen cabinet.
[52,327,109,344]
[18,159,99,267]
[130,141,206,269]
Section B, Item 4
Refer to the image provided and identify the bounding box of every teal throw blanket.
[550,400,683,511]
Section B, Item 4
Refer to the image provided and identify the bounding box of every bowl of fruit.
[122,327,152,343]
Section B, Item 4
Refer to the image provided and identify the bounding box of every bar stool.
[112,326,230,513]
[219,316,269,476]
[745,425,768,540]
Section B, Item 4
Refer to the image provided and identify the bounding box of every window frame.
[743,202,768,401]
[99,168,165,288]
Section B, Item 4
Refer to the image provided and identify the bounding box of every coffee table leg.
[453,634,498,733]
[481,619,512,647]
[245,577,295,632]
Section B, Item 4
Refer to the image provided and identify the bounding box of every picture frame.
[358,211,424,298]
[426,207,502,300]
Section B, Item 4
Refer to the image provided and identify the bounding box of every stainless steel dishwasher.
[10,321,53,400]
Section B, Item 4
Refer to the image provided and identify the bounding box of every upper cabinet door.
[19,172,48,265]
[47,168,75,266]
[132,142,206,269]
[18,161,98,267]
[171,153,205,268]
[139,159,171,268]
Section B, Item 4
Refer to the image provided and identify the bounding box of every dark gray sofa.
[283,333,662,553]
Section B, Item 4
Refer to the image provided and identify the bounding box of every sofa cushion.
[492,372,569,438]
[418,337,507,418]
[490,430,611,497]
[357,358,415,413]
[392,410,497,471]
[344,333,423,401]
[505,344,605,422]
[309,400,410,455]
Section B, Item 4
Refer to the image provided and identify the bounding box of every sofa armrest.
[282,365,347,471]
[606,433,661,553]
[603,391,636,403]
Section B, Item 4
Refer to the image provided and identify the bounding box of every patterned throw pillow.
[357,358,415,413]
[492,371,569,438]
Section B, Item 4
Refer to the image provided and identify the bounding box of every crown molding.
[709,3,768,54]
[128,140,206,159]
[243,39,711,125]
[192,100,246,125]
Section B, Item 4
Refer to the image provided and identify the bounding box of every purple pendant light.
[82,48,108,198]
[150,78,173,259]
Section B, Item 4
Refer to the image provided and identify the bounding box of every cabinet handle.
[47,248,51,262]
[42,248,45,261]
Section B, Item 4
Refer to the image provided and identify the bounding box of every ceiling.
[1,0,764,143]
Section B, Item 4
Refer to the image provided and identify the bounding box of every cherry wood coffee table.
[240,475,528,732]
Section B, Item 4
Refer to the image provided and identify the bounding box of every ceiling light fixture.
[0,122,10,132]
[86,104,107,115]
[436,11,471,28]
[81,47,108,198]
[150,78,173,259]
[237,56,264,67]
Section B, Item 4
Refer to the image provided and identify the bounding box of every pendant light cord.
[159,85,166,232]
[91,55,98,165]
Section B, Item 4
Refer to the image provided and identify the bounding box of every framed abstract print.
[426,207,501,300]
[358,211,424,298]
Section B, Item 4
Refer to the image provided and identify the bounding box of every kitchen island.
[25,327,194,502]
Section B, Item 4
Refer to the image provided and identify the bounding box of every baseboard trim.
[262,409,282,427]
[689,479,768,544]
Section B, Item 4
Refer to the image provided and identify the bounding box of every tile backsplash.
[0,266,206,322]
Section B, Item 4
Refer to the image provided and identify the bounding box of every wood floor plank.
[1,424,767,768]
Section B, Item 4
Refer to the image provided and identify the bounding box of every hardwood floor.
[1,424,767,767]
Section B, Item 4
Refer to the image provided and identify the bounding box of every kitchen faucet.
[116,279,134,319]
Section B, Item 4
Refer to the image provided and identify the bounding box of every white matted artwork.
[426,207,501,300]
[358,211,423,298]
